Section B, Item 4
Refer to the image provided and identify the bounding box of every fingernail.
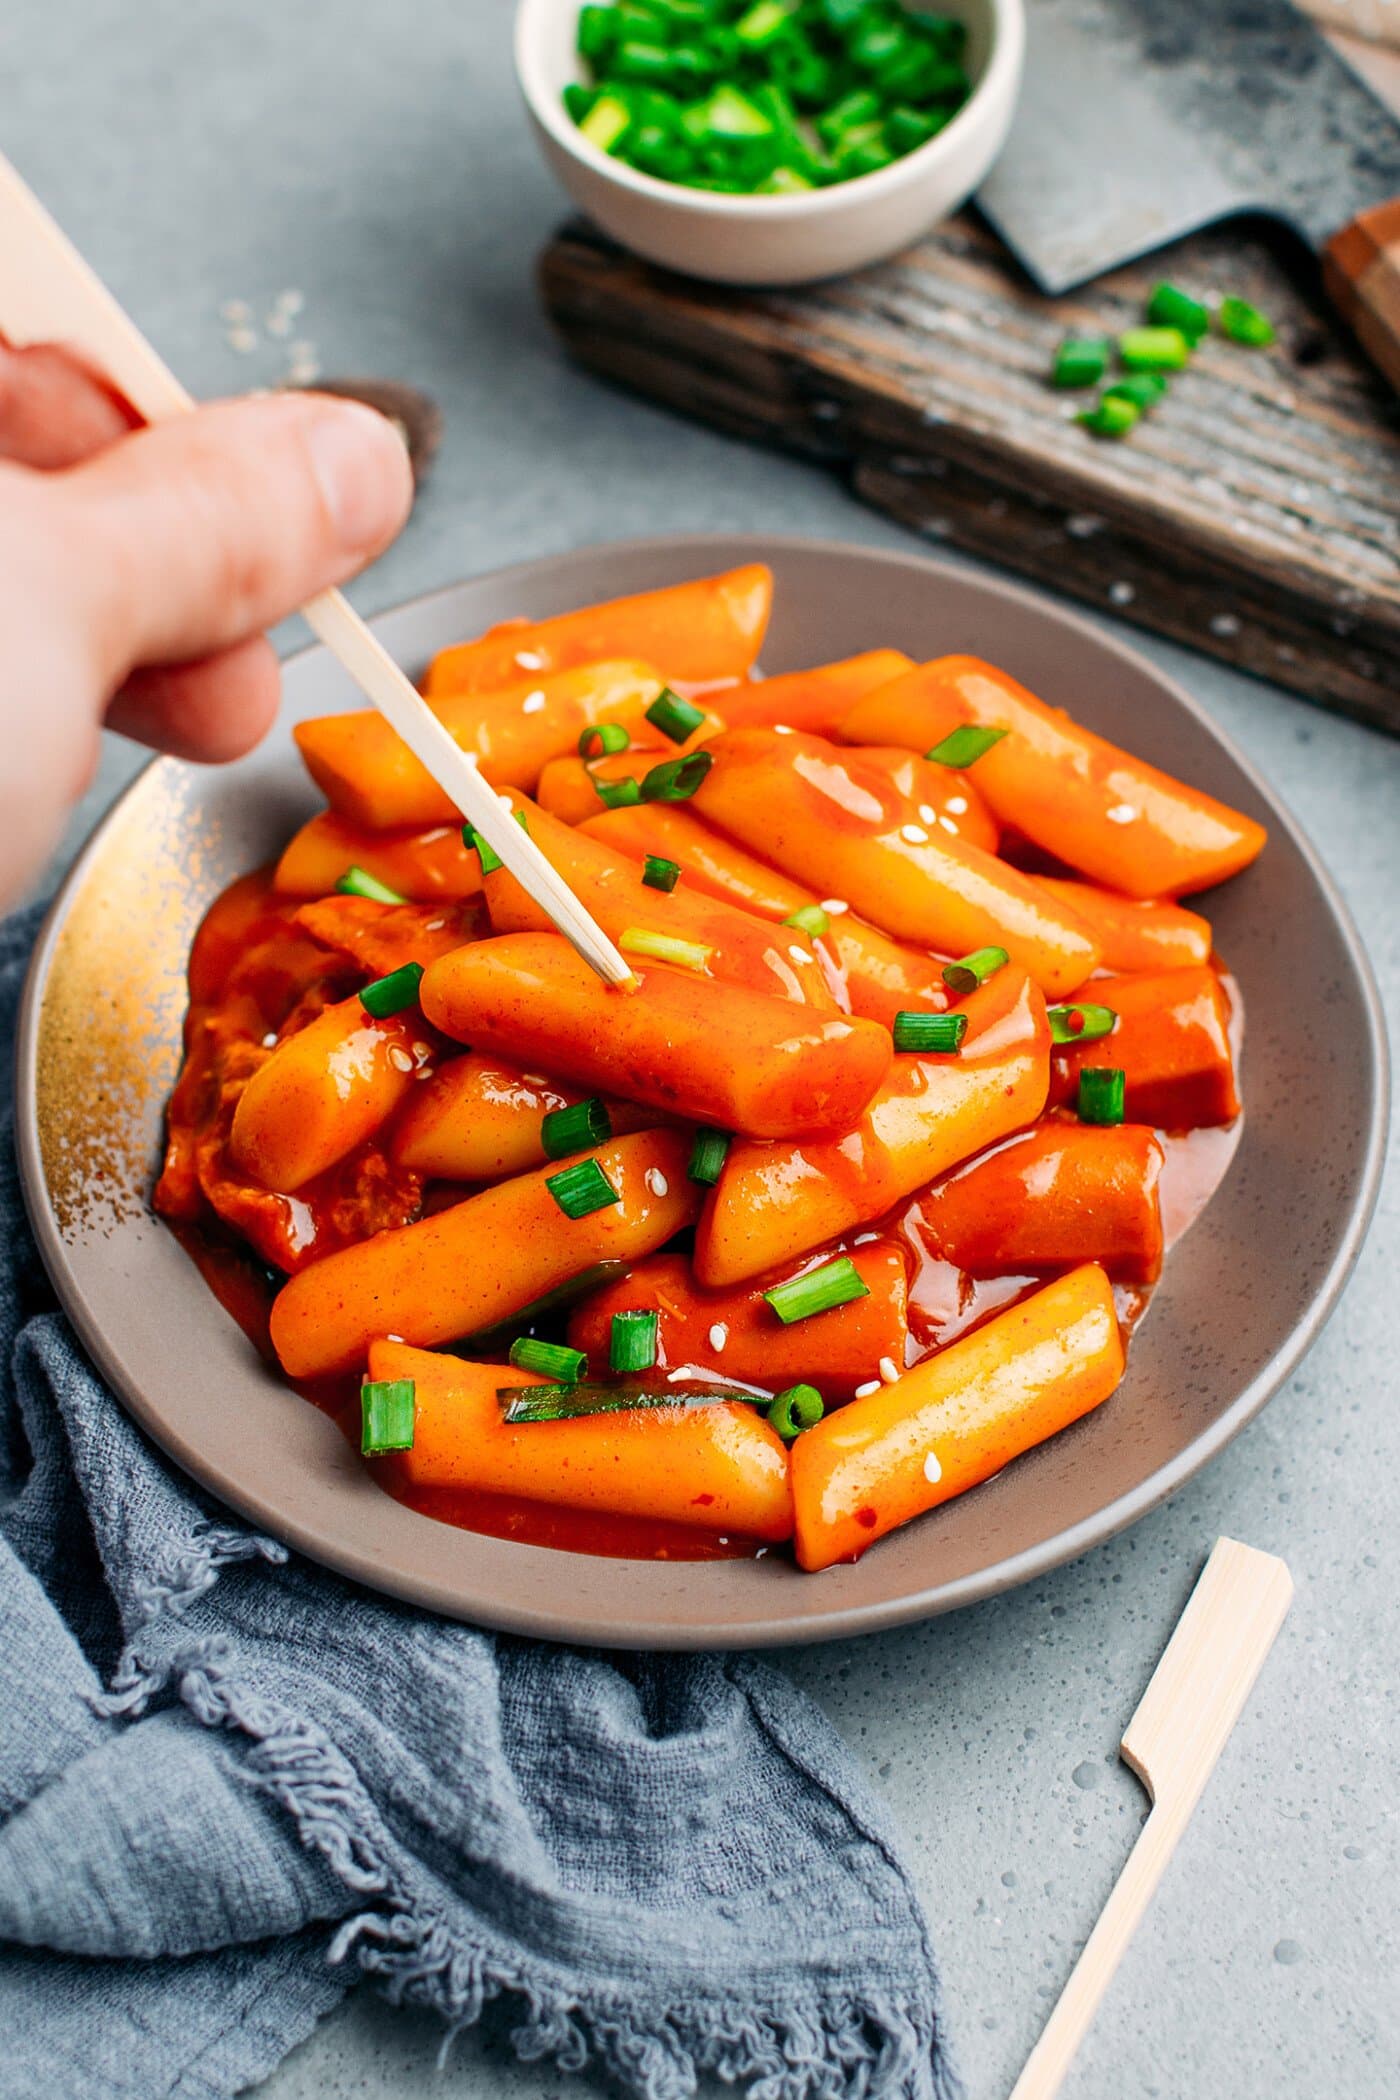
[305,400,413,552]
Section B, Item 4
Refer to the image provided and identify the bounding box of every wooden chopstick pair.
[0,153,630,987]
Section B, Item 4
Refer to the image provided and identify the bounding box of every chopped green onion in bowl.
[564,0,973,198]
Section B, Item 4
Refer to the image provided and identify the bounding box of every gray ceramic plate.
[16,536,1388,1649]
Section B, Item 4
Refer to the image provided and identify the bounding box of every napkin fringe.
[93,1542,955,2100]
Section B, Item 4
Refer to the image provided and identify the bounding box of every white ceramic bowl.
[515,0,1024,286]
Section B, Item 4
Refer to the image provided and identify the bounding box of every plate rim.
[15,531,1392,1647]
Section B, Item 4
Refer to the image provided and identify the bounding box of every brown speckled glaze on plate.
[15,538,1389,1649]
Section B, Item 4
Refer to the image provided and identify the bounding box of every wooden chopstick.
[0,153,632,986]
[1009,1538,1293,2100]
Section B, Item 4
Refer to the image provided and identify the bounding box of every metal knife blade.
[978,0,1400,293]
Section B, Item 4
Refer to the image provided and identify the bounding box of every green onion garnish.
[540,1096,612,1160]
[462,808,529,875]
[688,1127,731,1185]
[1103,373,1168,412]
[645,687,706,744]
[1218,295,1275,347]
[925,724,1007,769]
[942,946,1008,995]
[579,722,632,759]
[1052,336,1109,388]
[1146,282,1209,343]
[767,1383,824,1442]
[499,1382,737,1424]
[545,1156,621,1219]
[360,1378,415,1454]
[1118,326,1190,371]
[508,1337,587,1383]
[1046,1002,1118,1047]
[892,1010,967,1053]
[593,774,643,809]
[359,962,424,1019]
[336,865,407,906]
[609,1309,659,1374]
[764,1255,870,1327]
[783,904,830,938]
[1078,395,1140,439]
[640,751,713,803]
[1077,1067,1126,1126]
[642,854,682,893]
[619,926,713,972]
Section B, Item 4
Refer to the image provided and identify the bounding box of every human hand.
[0,342,414,906]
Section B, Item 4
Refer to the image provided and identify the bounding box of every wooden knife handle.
[1324,199,1400,392]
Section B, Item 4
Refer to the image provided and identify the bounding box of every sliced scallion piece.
[609,1309,659,1374]
[541,1095,612,1160]
[360,1378,415,1454]
[1052,336,1109,389]
[1218,294,1275,347]
[1103,373,1168,412]
[764,1254,870,1327]
[892,1010,967,1053]
[1046,1002,1118,1047]
[545,1156,621,1219]
[359,961,424,1018]
[579,721,631,759]
[783,903,830,938]
[1078,395,1140,439]
[593,774,643,809]
[925,723,1007,769]
[642,854,682,893]
[688,1127,731,1185]
[462,808,529,875]
[942,946,1008,995]
[619,926,713,972]
[767,1383,824,1441]
[580,91,633,154]
[508,1337,587,1383]
[336,865,406,906]
[499,1382,736,1423]
[640,750,713,802]
[1146,282,1209,343]
[1118,326,1190,371]
[645,687,707,744]
[1077,1066,1126,1126]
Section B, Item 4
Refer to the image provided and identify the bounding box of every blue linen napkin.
[0,901,956,2100]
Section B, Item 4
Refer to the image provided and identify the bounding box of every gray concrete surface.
[10,2,1397,2094]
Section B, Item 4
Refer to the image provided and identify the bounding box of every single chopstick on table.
[0,153,631,987]
[1010,1537,1293,2100]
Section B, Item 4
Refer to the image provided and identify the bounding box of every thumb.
[51,390,414,687]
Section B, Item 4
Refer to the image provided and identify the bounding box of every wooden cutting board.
[539,207,1400,737]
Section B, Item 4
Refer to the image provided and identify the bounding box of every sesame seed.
[851,1231,880,1245]
[1108,581,1136,607]
[918,803,937,823]
[1106,803,1138,825]
[388,1047,414,1073]
[266,309,293,338]
[275,288,305,316]
[645,1168,670,1196]
[1210,612,1241,638]
[521,690,547,715]
[878,1356,900,1384]
[412,1042,432,1063]
[522,1073,549,1085]
[819,898,848,915]
[854,1379,881,1399]
[923,1450,943,1484]
[945,795,968,815]
[939,815,959,834]
[772,723,794,735]
[220,298,251,324]
[261,1032,278,1048]
[227,325,258,354]
[708,1323,728,1351]
[515,650,546,672]
[900,823,929,845]
[387,1333,405,1344]
[788,944,811,965]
